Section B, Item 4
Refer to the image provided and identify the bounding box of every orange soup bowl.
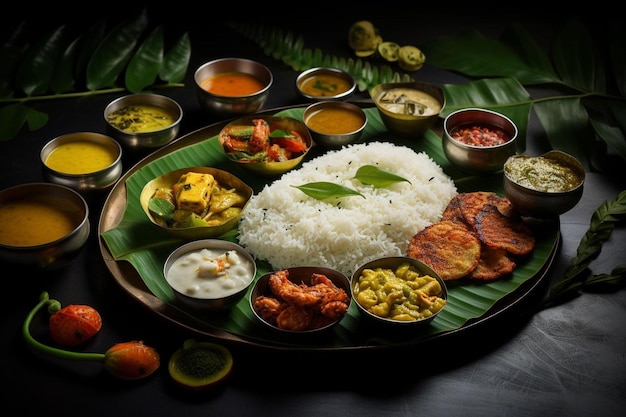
[302,101,367,148]
[0,183,90,270]
[194,58,273,118]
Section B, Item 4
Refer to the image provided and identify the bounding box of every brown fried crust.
[474,205,535,255]
[457,191,516,227]
[469,245,516,280]
[406,220,481,280]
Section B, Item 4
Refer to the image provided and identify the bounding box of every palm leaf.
[100,107,559,348]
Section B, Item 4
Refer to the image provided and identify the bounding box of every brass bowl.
[139,166,253,240]
[503,150,585,218]
[0,183,90,270]
[442,107,518,173]
[218,115,312,176]
[371,81,444,139]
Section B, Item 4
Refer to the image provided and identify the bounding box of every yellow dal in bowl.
[305,106,365,134]
[45,140,118,174]
[107,104,176,133]
[0,195,82,246]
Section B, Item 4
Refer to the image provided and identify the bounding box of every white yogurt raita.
[166,248,255,298]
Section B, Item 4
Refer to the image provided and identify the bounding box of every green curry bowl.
[503,150,585,218]
[139,166,253,240]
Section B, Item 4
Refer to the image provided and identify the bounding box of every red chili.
[451,125,509,146]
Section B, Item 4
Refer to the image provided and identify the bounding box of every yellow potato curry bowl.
[351,256,448,328]
[139,166,253,240]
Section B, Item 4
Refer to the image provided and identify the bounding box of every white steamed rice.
[237,141,457,276]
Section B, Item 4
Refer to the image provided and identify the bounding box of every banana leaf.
[100,107,559,348]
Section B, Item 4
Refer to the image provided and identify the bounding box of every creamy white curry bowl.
[194,57,273,118]
[302,101,367,149]
[249,266,352,335]
[40,132,122,195]
[350,256,448,328]
[442,107,518,173]
[163,239,257,311]
[370,81,445,139]
[503,150,585,218]
[139,166,253,240]
[296,67,356,101]
[104,93,182,149]
[0,183,90,270]
[218,115,313,176]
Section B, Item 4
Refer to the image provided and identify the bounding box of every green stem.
[22,292,105,362]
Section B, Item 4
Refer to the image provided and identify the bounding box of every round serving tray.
[98,106,560,352]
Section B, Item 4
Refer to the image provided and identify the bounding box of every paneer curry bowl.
[139,167,253,239]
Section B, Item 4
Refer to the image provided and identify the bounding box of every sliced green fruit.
[378,41,400,62]
[398,45,426,71]
[168,339,233,390]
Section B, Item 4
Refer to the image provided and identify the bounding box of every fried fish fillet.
[469,245,516,280]
[474,204,535,255]
[456,191,516,226]
[406,220,481,280]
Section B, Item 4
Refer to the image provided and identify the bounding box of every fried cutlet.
[469,245,517,280]
[474,204,535,255]
[406,220,481,280]
[456,191,516,226]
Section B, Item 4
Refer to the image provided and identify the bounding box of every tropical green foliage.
[231,18,626,174]
[0,9,191,141]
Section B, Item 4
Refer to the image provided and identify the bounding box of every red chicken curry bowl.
[249,266,352,335]
[218,115,313,176]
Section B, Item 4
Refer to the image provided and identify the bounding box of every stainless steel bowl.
[104,93,182,149]
[40,132,123,195]
[163,239,257,311]
[249,266,351,334]
[194,57,273,117]
[442,107,518,173]
[302,101,367,149]
[503,150,585,218]
[0,183,90,270]
[296,67,356,101]
[351,256,447,327]
[371,81,444,139]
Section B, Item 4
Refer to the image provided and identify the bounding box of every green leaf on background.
[0,103,28,141]
[50,35,81,93]
[15,25,71,96]
[589,104,626,161]
[86,10,148,90]
[160,32,191,83]
[26,106,48,130]
[125,25,164,93]
[422,30,556,84]
[609,23,626,96]
[292,182,365,200]
[533,97,595,170]
[552,17,598,93]
[354,165,410,187]
[75,19,106,85]
[499,23,558,83]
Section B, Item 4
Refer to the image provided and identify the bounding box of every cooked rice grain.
[238,142,457,276]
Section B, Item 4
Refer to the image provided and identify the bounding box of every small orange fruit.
[49,304,103,346]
